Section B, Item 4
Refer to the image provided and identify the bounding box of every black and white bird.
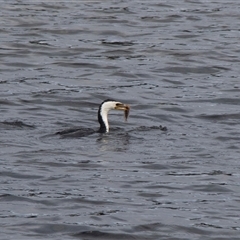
[56,99,130,138]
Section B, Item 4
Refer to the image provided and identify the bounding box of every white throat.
[101,108,109,132]
[100,101,118,133]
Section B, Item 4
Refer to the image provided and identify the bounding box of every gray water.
[1,1,240,239]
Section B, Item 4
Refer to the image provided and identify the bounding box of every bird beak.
[115,103,130,121]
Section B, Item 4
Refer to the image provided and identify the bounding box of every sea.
[1,1,240,239]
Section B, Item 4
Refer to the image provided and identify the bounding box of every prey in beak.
[115,103,130,121]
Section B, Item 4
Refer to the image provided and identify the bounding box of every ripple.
[0,120,35,130]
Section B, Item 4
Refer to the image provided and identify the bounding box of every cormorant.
[56,99,130,138]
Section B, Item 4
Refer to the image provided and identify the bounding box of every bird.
[56,99,130,138]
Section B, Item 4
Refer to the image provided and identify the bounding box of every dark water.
[1,1,240,239]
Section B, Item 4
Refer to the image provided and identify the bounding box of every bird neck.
[98,107,109,133]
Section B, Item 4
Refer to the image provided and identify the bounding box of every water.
[1,1,240,239]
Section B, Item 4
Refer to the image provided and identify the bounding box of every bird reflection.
[96,129,130,152]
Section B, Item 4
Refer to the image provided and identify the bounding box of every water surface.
[1,1,240,239]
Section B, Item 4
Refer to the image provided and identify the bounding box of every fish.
[124,105,130,121]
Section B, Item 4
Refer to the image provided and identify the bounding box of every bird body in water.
[56,99,130,138]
